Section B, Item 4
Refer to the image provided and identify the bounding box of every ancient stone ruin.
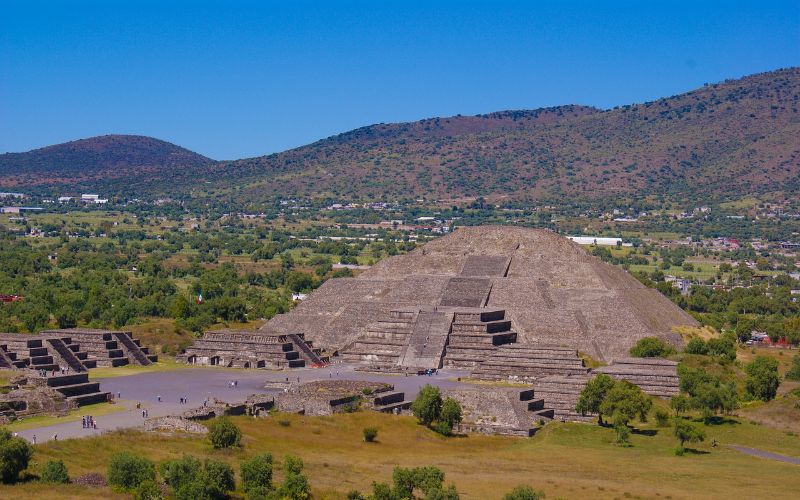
[0,372,110,422]
[266,226,695,366]
[273,380,411,416]
[39,328,157,367]
[178,329,325,369]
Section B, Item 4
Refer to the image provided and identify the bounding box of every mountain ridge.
[1,68,797,204]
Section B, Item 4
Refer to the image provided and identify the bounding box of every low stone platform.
[532,375,596,423]
[594,357,680,397]
[444,387,541,436]
[178,329,324,369]
[40,328,157,368]
[470,345,589,381]
[273,380,411,416]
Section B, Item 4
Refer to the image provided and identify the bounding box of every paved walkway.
[17,363,470,444]
[728,445,800,465]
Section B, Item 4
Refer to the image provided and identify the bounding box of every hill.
[0,135,215,192]
[1,68,797,204]
[227,67,800,204]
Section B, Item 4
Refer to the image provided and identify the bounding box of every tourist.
[117,391,121,399]
[32,434,36,445]
[142,409,146,418]
[157,394,161,402]
[53,433,58,441]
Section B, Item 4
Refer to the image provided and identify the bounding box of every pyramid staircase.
[443,309,517,368]
[340,309,418,368]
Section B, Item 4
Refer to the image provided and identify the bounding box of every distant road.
[729,445,800,465]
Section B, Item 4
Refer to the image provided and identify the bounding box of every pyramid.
[263,226,696,362]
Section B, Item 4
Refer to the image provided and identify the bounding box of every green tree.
[503,485,545,500]
[412,385,443,426]
[598,381,652,428]
[277,455,310,500]
[669,394,691,416]
[0,429,32,484]
[40,459,70,484]
[108,452,156,491]
[207,416,242,449]
[745,356,780,401]
[439,398,463,431]
[575,373,615,425]
[241,453,273,493]
[673,419,705,454]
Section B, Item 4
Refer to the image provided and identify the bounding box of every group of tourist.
[179,395,189,404]
[81,415,97,429]
[37,366,71,377]
[228,380,239,388]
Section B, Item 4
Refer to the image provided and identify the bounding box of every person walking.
[32,434,36,445]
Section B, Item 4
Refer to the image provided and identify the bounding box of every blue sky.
[1,1,798,160]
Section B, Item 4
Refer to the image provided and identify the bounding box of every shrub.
[685,337,708,355]
[203,459,235,495]
[278,419,291,427]
[630,337,674,357]
[361,387,374,395]
[40,459,70,484]
[503,485,545,499]
[0,428,33,484]
[654,409,670,427]
[745,356,780,401]
[432,421,453,436]
[159,455,201,492]
[613,423,632,447]
[786,355,800,381]
[363,427,378,443]
[134,478,163,500]
[284,455,304,475]
[108,452,156,491]
[241,453,273,492]
[207,416,242,449]
[278,455,310,500]
[706,336,736,361]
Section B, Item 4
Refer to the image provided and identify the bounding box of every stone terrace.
[444,387,546,436]
[532,375,596,423]
[595,358,680,397]
[40,328,157,367]
[469,345,589,381]
[179,329,324,369]
[0,332,96,372]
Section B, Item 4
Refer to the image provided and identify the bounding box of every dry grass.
[3,410,799,499]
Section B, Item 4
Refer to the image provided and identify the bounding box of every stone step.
[373,391,406,406]
[451,320,512,333]
[68,391,111,406]
[54,382,102,397]
[374,400,412,413]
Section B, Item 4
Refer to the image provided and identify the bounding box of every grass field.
[3,409,799,499]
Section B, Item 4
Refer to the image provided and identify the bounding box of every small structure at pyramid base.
[39,328,158,368]
[177,329,327,369]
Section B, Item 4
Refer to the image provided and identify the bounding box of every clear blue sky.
[1,1,798,160]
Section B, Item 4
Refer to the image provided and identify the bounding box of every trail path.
[728,445,800,465]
